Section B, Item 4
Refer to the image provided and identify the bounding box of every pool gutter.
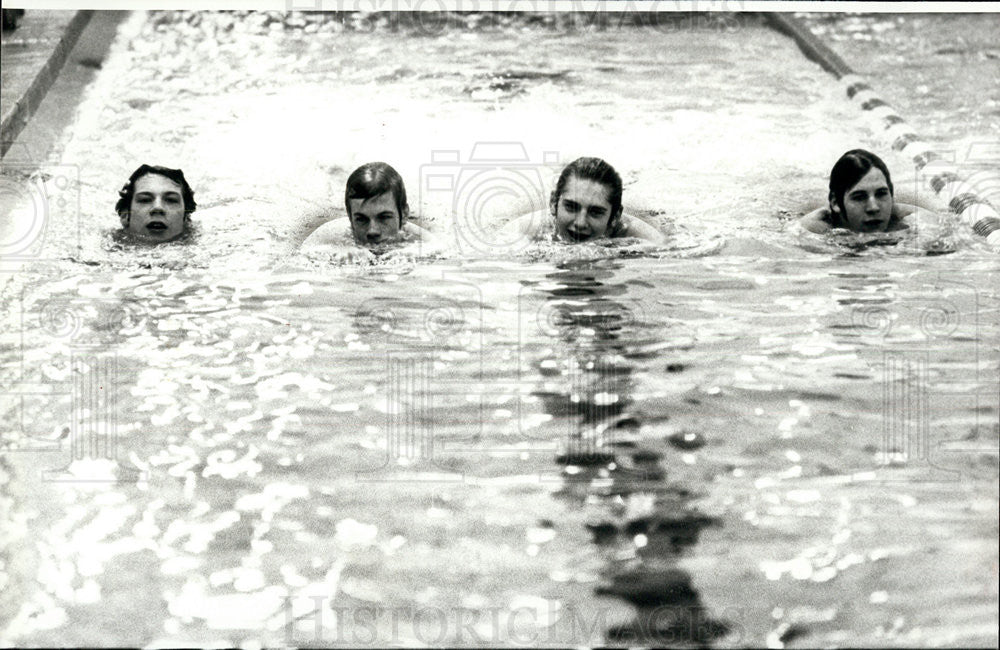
[1,10,93,159]
[766,12,1000,249]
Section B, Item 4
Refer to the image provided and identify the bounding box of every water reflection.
[827,264,993,479]
[523,259,729,646]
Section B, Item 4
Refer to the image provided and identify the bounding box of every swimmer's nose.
[367,232,381,243]
[150,197,165,215]
[865,197,880,213]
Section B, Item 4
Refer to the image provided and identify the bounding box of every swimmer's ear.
[400,205,409,226]
[549,190,558,215]
[828,191,839,214]
[118,211,130,227]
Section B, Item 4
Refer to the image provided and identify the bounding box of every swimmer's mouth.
[565,230,592,242]
[862,219,885,231]
[146,221,168,232]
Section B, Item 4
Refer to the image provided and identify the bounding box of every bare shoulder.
[898,204,945,231]
[400,222,450,254]
[891,202,919,218]
[401,222,435,241]
[888,202,949,232]
[501,210,550,240]
[618,214,665,243]
[301,219,352,249]
[798,208,832,234]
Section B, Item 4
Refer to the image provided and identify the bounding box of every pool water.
[1,11,997,647]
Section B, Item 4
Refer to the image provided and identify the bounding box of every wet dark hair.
[828,149,893,219]
[115,164,197,220]
[551,157,624,233]
[344,162,408,225]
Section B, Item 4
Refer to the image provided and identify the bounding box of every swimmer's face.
[552,176,620,242]
[348,192,405,246]
[835,167,893,233]
[124,174,187,242]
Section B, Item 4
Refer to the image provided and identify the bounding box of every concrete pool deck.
[1,11,125,287]
[1,10,92,159]
[3,10,996,255]
[0,11,996,648]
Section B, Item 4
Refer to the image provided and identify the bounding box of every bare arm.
[394,222,449,256]
[301,220,352,249]
[892,202,918,219]
[896,203,948,234]
[499,210,548,241]
[619,215,665,243]
[798,207,832,234]
[401,221,437,241]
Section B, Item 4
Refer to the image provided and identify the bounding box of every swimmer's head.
[116,164,196,243]
[828,149,894,233]
[345,162,409,246]
[550,157,624,242]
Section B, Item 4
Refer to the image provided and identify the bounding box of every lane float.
[767,12,1000,248]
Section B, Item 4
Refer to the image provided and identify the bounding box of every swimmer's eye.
[562,200,581,212]
[875,189,890,198]
[587,207,608,219]
[134,193,182,204]
[377,213,395,221]
[848,191,868,201]
[354,215,370,225]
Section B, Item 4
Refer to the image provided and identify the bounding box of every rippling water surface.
[1,11,997,647]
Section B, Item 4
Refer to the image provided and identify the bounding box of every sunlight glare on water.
[1,10,997,649]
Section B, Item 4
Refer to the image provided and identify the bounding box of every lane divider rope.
[767,12,1000,248]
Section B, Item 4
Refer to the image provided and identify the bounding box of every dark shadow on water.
[524,258,730,647]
